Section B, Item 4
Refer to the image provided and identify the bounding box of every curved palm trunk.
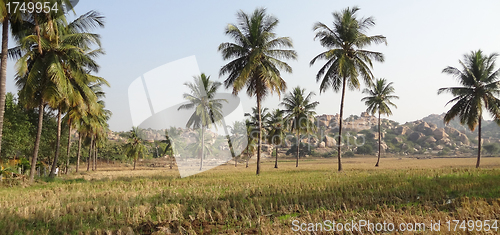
[296,128,299,167]
[87,136,93,171]
[256,98,262,175]
[29,101,45,182]
[65,122,72,174]
[337,76,347,171]
[477,117,482,168]
[274,146,278,168]
[0,17,9,156]
[200,127,204,171]
[375,111,381,167]
[49,109,62,178]
[76,133,82,172]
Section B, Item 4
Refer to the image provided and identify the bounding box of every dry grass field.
[1,156,500,234]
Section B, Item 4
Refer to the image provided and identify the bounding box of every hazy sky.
[5,0,500,131]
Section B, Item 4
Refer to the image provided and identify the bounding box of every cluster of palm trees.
[0,1,110,181]
[217,7,391,174]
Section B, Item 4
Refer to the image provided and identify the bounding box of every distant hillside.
[422,113,500,139]
[108,112,500,157]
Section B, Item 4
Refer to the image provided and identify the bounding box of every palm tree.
[229,120,247,167]
[219,8,297,175]
[280,87,319,167]
[438,50,500,168]
[310,6,386,171]
[125,127,146,170]
[177,73,227,171]
[163,127,181,169]
[14,10,105,180]
[361,78,398,167]
[266,109,286,168]
[0,0,74,157]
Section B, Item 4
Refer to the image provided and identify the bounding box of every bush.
[286,143,313,157]
[356,144,373,155]
[344,151,355,157]
[484,143,500,155]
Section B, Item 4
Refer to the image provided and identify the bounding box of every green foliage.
[344,151,355,157]
[1,93,33,159]
[484,143,500,155]
[286,143,312,157]
[438,147,452,156]
[356,144,373,155]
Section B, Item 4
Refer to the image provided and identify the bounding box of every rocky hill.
[310,111,500,156]
[109,112,500,157]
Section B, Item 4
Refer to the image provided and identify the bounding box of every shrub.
[344,151,355,157]
[356,144,373,155]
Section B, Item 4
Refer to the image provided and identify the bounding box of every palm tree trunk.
[200,127,204,171]
[256,98,262,175]
[76,133,82,172]
[65,122,72,174]
[94,144,97,171]
[246,148,249,168]
[337,76,347,171]
[477,117,482,168]
[92,141,96,171]
[133,156,137,170]
[0,16,9,157]
[274,146,278,168]
[375,111,381,167]
[29,101,45,182]
[296,128,299,167]
[49,109,62,178]
[87,137,93,171]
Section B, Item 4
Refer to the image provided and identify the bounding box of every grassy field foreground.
[1,157,500,234]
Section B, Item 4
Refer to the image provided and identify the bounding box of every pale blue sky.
[5,0,500,131]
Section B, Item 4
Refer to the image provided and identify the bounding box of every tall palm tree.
[310,6,386,171]
[219,8,297,175]
[361,78,398,167]
[0,0,73,157]
[266,109,286,168]
[177,73,227,171]
[280,87,319,167]
[438,50,500,168]
[125,127,146,170]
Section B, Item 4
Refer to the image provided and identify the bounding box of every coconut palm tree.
[266,109,286,168]
[361,78,398,167]
[177,73,227,171]
[13,9,104,180]
[218,8,297,175]
[438,50,500,168]
[310,6,386,171]
[125,127,146,170]
[0,0,76,157]
[229,120,247,167]
[280,87,319,167]
[163,127,181,169]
